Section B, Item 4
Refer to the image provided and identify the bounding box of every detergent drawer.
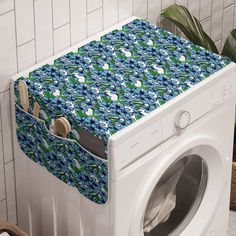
[109,117,163,178]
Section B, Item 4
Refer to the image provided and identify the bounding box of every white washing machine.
[11,17,236,236]
[108,63,236,236]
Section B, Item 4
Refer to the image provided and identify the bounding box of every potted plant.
[161,4,236,62]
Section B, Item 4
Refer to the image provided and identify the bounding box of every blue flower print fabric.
[16,105,108,204]
[14,19,231,204]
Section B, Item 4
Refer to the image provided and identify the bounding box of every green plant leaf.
[161,4,218,54]
[222,29,236,62]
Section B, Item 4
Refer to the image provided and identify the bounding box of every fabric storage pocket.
[15,104,108,204]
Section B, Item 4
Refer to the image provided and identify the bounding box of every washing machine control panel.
[175,110,191,129]
[211,77,234,109]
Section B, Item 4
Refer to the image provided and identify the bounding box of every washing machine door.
[130,137,228,236]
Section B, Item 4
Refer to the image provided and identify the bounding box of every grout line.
[54,21,70,31]
[67,0,71,47]
[199,16,211,24]
[0,9,14,17]
[0,122,4,173]
[101,3,104,31]
[32,0,37,64]
[17,38,35,48]
[160,0,163,27]
[233,0,236,28]
[199,0,201,20]
[86,0,89,37]
[223,2,235,10]
[132,0,134,16]
[69,0,72,46]
[0,94,2,129]
[102,0,104,31]
[118,0,120,22]
[13,0,19,73]
[4,159,15,165]
[87,6,103,15]
[209,0,213,37]
[1,126,8,220]
[0,89,10,95]
[221,2,226,52]
[51,0,55,54]
[11,155,18,224]
[0,198,6,204]
[117,0,119,23]
[214,39,222,45]
[87,0,89,34]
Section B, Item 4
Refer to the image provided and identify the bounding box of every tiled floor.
[228,211,236,236]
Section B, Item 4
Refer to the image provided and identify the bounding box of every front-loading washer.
[108,65,236,236]
[11,17,236,236]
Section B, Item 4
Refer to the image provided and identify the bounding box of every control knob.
[175,110,191,129]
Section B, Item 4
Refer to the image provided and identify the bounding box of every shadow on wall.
[156,16,182,37]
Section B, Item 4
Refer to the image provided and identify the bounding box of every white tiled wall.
[0,0,235,225]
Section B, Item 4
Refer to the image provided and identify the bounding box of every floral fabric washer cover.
[14,19,230,204]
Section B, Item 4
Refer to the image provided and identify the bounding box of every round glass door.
[143,155,208,236]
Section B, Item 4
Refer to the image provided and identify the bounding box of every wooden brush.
[18,80,29,112]
[33,102,40,118]
[54,117,71,138]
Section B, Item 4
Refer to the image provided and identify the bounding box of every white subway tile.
[0,134,5,202]
[0,200,7,220]
[224,0,234,8]
[87,0,102,13]
[87,8,103,37]
[52,0,70,29]
[188,0,200,18]
[0,97,1,131]
[148,0,161,25]
[54,24,70,54]
[0,0,13,15]
[15,0,34,45]
[222,5,234,47]
[215,40,222,52]
[5,161,17,224]
[134,0,147,19]
[175,0,188,7]
[0,11,17,93]
[211,0,224,42]
[200,0,212,20]
[70,0,87,45]
[119,0,133,22]
[34,0,53,63]
[103,0,118,29]
[162,0,174,10]
[17,40,36,72]
[234,3,236,28]
[0,91,13,163]
[201,17,211,36]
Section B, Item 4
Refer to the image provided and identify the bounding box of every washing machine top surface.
[14,18,230,156]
